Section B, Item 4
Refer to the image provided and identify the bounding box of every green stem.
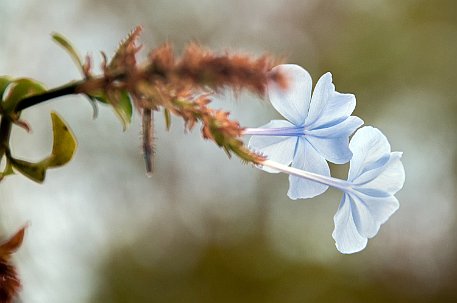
[0,116,12,160]
[14,71,128,112]
[14,80,85,112]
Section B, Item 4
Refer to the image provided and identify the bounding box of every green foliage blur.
[92,229,457,303]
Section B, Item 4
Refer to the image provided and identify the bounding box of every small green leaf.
[10,157,46,183]
[0,159,14,181]
[2,78,46,112]
[0,76,12,99]
[84,95,99,119]
[87,90,132,129]
[110,90,133,131]
[90,93,109,104]
[52,33,84,74]
[9,112,77,183]
[163,108,171,131]
[44,112,77,167]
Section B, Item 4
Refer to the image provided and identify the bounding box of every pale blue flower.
[260,126,405,254]
[245,64,363,199]
[332,126,405,253]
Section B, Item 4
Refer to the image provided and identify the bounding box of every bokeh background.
[0,0,456,302]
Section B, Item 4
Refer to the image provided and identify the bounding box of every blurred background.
[0,0,456,302]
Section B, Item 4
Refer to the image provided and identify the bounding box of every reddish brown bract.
[76,28,285,168]
[0,226,26,303]
[146,42,283,96]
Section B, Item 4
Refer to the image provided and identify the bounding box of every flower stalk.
[243,126,306,137]
[14,80,83,112]
[261,159,352,192]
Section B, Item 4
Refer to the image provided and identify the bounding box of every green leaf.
[90,93,109,104]
[52,33,84,74]
[2,78,46,112]
[163,108,171,131]
[0,76,12,99]
[9,157,46,183]
[0,159,14,181]
[84,95,99,119]
[110,90,133,131]
[44,112,77,167]
[9,112,77,183]
[88,90,133,130]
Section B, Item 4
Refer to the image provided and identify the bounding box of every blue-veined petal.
[304,73,333,126]
[332,193,368,254]
[248,120,298,173]
[306,73,356,129]
[304,116,363,164]
[306,116,363,138]
[355,152,405,194]
[309,92,356,129]
[287,138,329,199]
[332,126,404,252]
[268,64,312,125]
[348,126,391,182]
[349,191,400,238]
[243,123,305,137]
[306,136,353,164]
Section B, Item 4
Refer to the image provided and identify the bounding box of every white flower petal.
[332,193,368,254]
[247,119,296,133]
[303,116,363,164]
[248,120,297,173]
[349,191,400,238]
[348,126,391,182]
[268,64,312,125]
[287,138,329,199]
[306,136,352,164]
[306,72,356,129]
[332,126,404,251]
[356,152,405,194]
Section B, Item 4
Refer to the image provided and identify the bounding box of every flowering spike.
[144,43,284,97]
[148,43,175,76]
[168,95,265,164]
